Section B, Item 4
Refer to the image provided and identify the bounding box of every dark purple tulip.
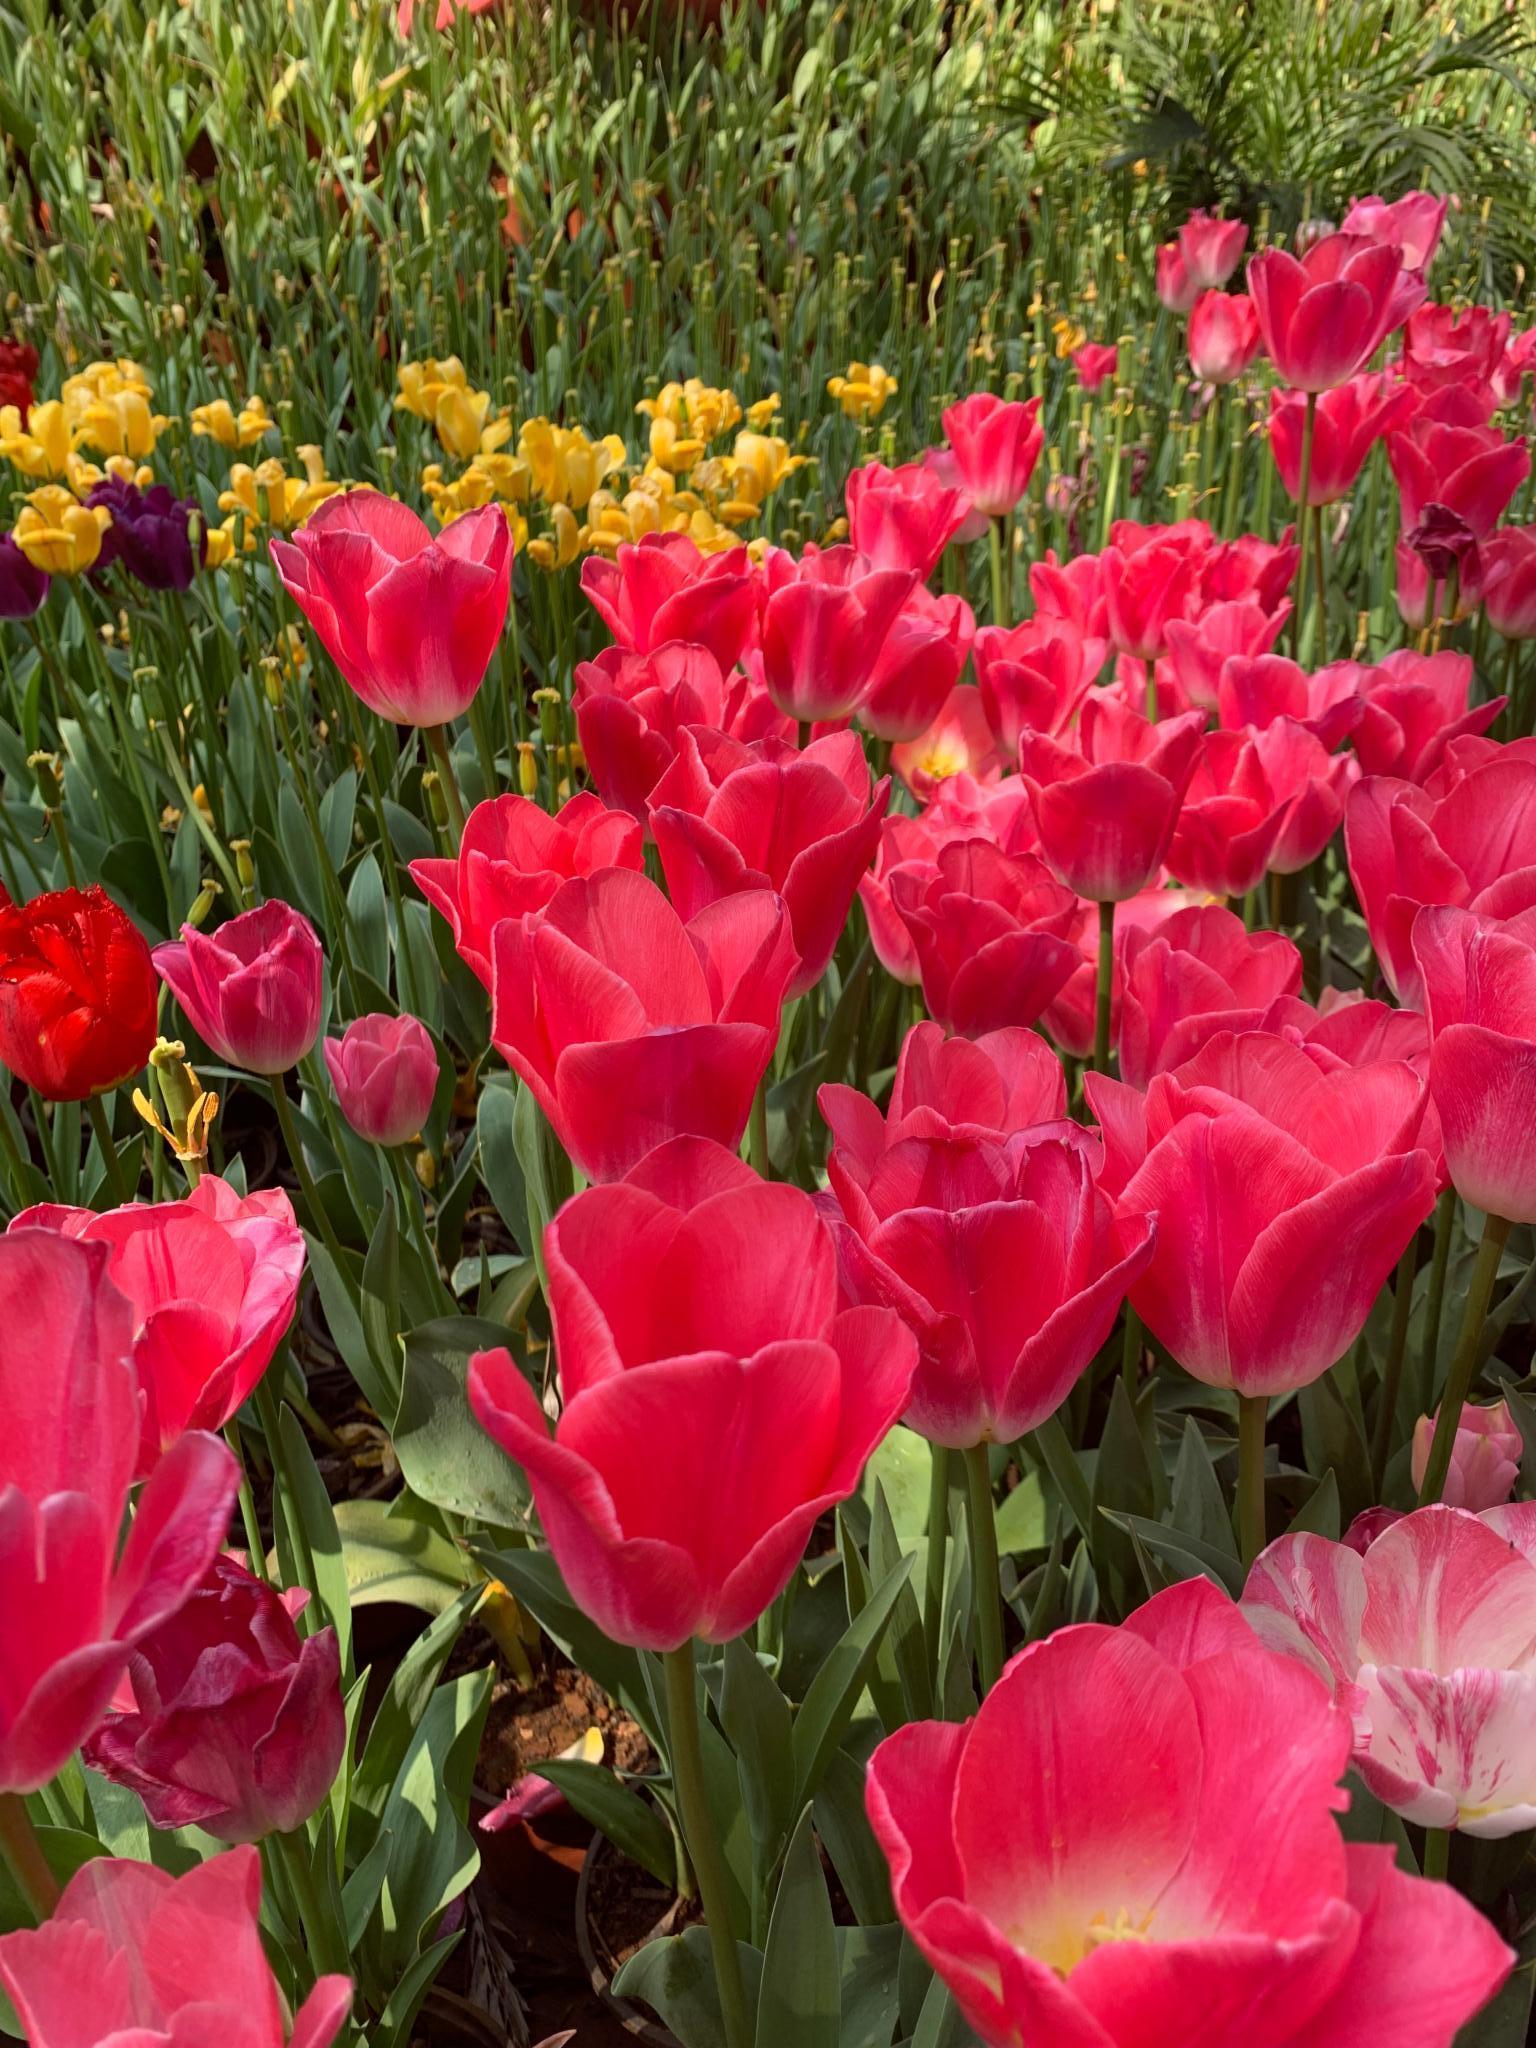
[88,477,206,592]
[0,534,48,618]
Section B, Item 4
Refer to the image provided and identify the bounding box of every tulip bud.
[323,1012,439,1149]
[533,685,562,748]
[153,899,323,1075]
[26,749,63,810]
[186,880,220,929]
[516,741,539,795]
[422,769,450,832]
[230,838,256,894]
[1410,1398,1522,1511]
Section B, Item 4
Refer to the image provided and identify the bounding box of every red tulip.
[0,885,157,1101]
[1187,289,1262,384]
[269,492,510,725]
[1249,233,1423,391]
[939,394,1044,518]
[12,1175,305,1476]
[324,1011,440,1147]
[1414,905,1536,1223]
[920,446,991,544]
[1118,905,1303,1088]
[489,868,795,1180]
[468,1138,916,1649]
[1019,698,1206,902]
[1343,648,1503,782]
[1345,746,1536,1000]
[1268,373,1416,505]
[1165,601,1290,715]
[1389,411,1530,537]
[650,726,888,997]
[1070,343,1119,393]
[1155,242,1198,314]
[1090,1030,1438,1395]
[0,1848,352,2048]
[84,1553,344,1841]
[1100,537,1201,660]
[1213,652,1360,744]
[154,900,323,1075]
[579,532,757,672]
[845,458,967,576]
[890,683,1003,801]
[1342,189,1449,272]
[1481,525,1536,639]
[891,841,1080,1038]
[1254,718,1359,873]
[826,1018,1068,1148]
[974,613,1094,755]
[1030,549,1111,654]
[820,1103,1151,1447]
[1198,529,1300,611]
[1167,729,1294,897]
[859,780,1038,983]
[0,1230,238,1791]
[1179,209,1249,290]
[0,338,38,416]
[757,543,915,722]
[868,1575,1512,2048]
[1493,326,1536,407]
[412,789,643,986]
[572,641,777,822]
[859,588,977,743]
[1404,303,1510,406]
[1042,881,1201,1061]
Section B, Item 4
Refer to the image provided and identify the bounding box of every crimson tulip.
[1249,233,1423,391]
[0,1849,352,2048]
[1166,730,1294,897]
[1019,697,1206,902]
[1070,343,1118,393]
[869,1574,1511,2048]
[572,641,785,822]
[1164,601,1290,715]
[757,543,915,723]
[973,613,1094,755]
[0,884,157,1101]
[1268,374,1416,506]
[859,587,976,744]
[580,531,757,672]
[939,394,1043,518]
[13,1175,305,1476]
[1342,188,1449,272]
[1482,525,1536,639]
[1187,289,1262,384]
[1389,410,1530,537]
[323,1011,440,1147]
[845,458,966,576]
[1179,209,1248,289]
[489,867,795,1181]
[85,1552,344,1841]
[890,840,1079,1038]
[1404,303,1510,406]
[412,789,643,986]
[650,726,888,997]
[1088,1030,1438,1396]
[154,899,323,1075]
[0,338,37,416]
[0,1229,238,1791]
[858,780,1038,984]
[269,491,510,725]
[468,1138,916,1649]
[1155,242,1198,314]
[1118,905,1302,1088]
[1396,511,1484,631]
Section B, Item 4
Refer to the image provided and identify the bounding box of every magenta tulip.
[939,394,1044,519]
[324,1011,440,1147]
[154,899,323,1075]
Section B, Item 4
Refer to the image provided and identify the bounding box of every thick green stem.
[1121,1306,1143,1397]
[1093,899,1115,1075]
[1290,393,1317,660]
[1421,1827,1451,1883]
[923,1442,951,1676]
[988,515,1010,630]
[662,1643,753,2048]
[270,1079,346,1266]
[1417,1189,1457,1411]
[1236,1393,1268,1569]
[274,1826,350,1981]
[0,1794,59,1922]
[748,1076,769,1180]
[86,1092,131,1206]
[425,723,468,843]
[1417,1211,1513,1505]
[962,1443,1004,1696]
[224,1422,270,1582]
[1371,1236,1419,1486]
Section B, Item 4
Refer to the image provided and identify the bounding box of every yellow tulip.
[60,359,153,419]
[0,401,72,478]
[526,502,580,571]
[13,485,112,574]
[191,396,276,450]
[218,453,343,533]
[827,362,898,422]
[71,388,170,459]
[647,415,706,474]
[636,379,742,442]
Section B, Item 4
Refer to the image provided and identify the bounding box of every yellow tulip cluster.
[212,446,345,559]
[0,358,177,572]
[191,396,278,450]
[826,361,898,422]
[395,357,513,463]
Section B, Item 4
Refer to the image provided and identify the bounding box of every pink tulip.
[1118,905,1303,1088]
[1493,326,1536,407]
[1167,729,1296,897]
[859,588,976,744]
[869,1574,1511,2048]
[650,726,888,997]
[0,1230,238,1791]
[1268,373,1416,506]
[0,1848,352,2048]
[890,683,1004,801]
[1179,210,1249,290]
[920,446,991,544]
[411,789,643,986]
[1089,1030,1438,1396]
[1395,512,1485,632]
[1070,343,1119,393]
[1164,601,1290,715]
[9,1177,303,1477]
[1199,528,1300,611]
[1100,536,1202,660]
[845,458,967,576]
[1245,1503,1536,1837]
[154,899,323,1075]
[1389,410,1530,538]
[757,543,916,722]
[824,1019,1068,1148]
[269,491,510,725]
[1249,234,1424,391]
[890,841,1079,1038]
[1341,189,1449,272]
[1155,242,1198,314]
[323,1011,440,1147]
[1483,526,1536,640]
[489,867,795,1181]
[1020,698,1206,902]
[1410,1399,1521,1511]
[1342,648,1503,783]
[1404,303,1510,406]
[1042,881,1201,1062]
[1031,548,1112,652]
[1187,289,1262,384]
[468,1138,916,1649]
[858,781,1038,984]
[84,1553,345,1841]
[580,532,757,672]
[939,394,1044,519]
[973,613,1094,756]
[1213,652,1361,744]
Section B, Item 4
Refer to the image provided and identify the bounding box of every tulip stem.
[1236,1393,1268,1568]
[748,1078,770,1180]
[1418,1189,1458,1412]
[0,1794,59,1922]
[988,516,1010,630]
[923,1442,950,1675]
[1372,1236,1420,1487]
[224,1422,270,1582]
[85,1092,132,1206]
[270,1078,347,1267]
[1121,1307,1143,1396]
[274,1826,350,1983]
[425,725,468,843]
[1290,393,1317,661]
[662,1642,753,2048]
[1093,899,1115,1074]
[962,1443,1005,1696]
[1421,1827,1451,1883]
[1417,1211,1513,1505]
